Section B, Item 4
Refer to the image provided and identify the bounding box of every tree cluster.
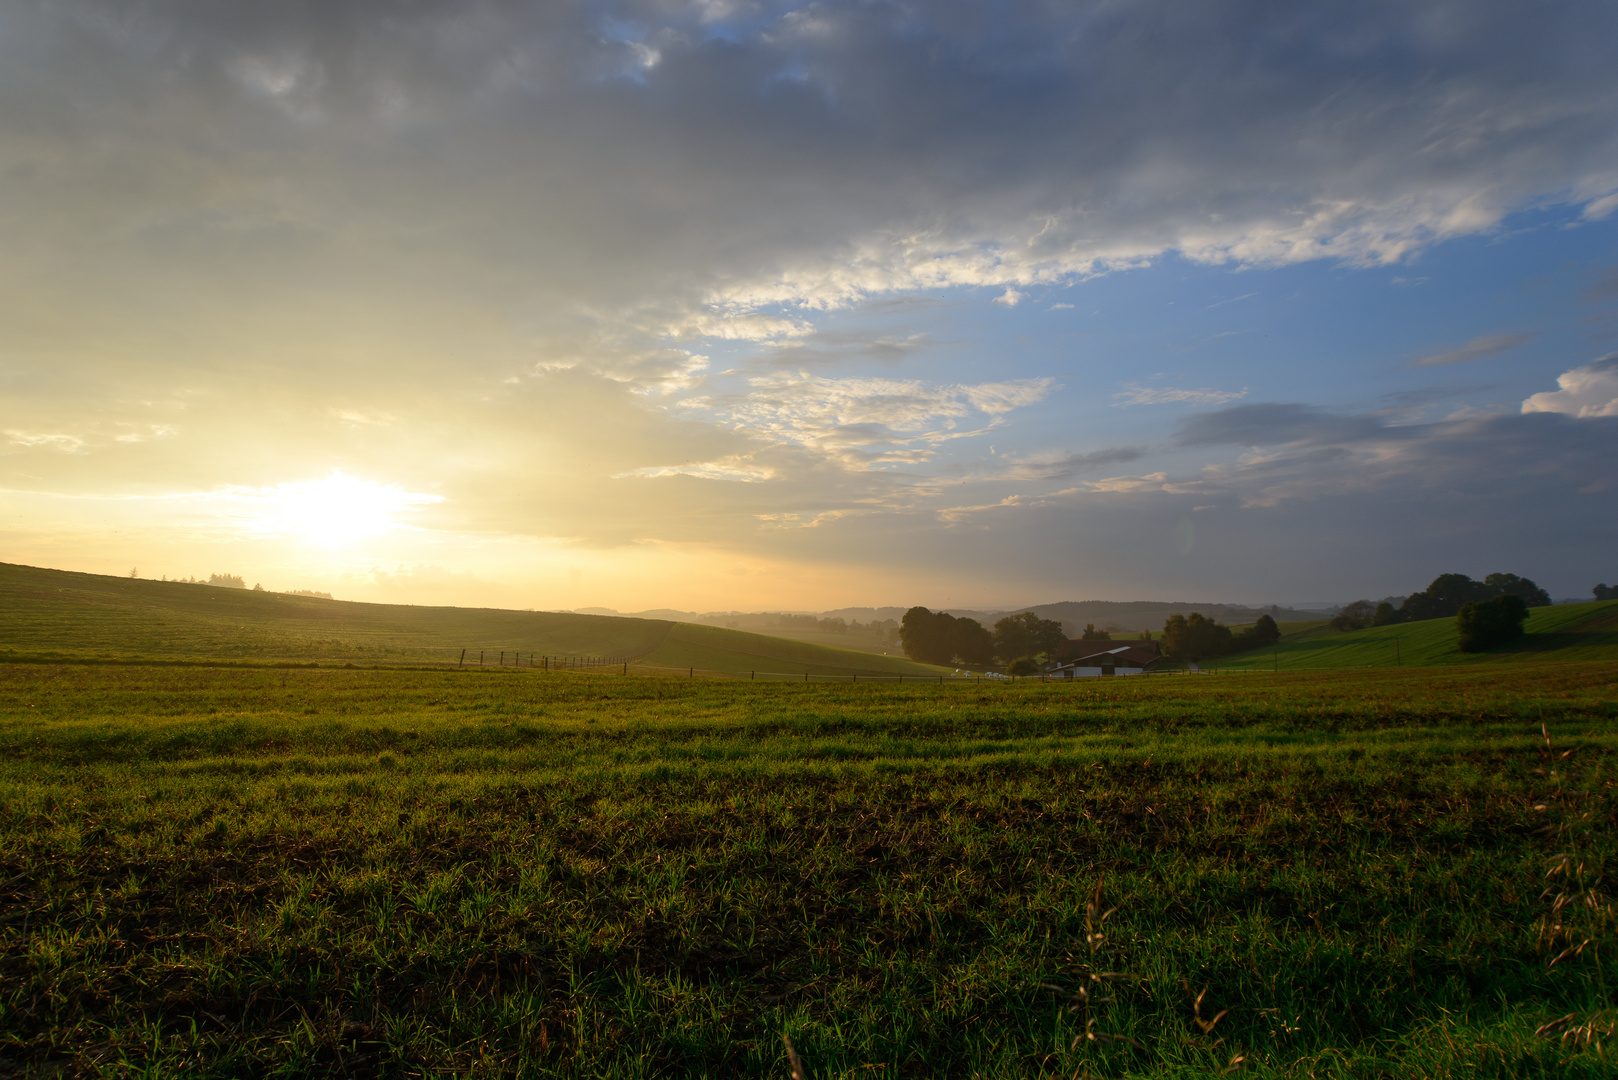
[1594,584,1618,601]
[1456,594,1529,653]
[899,607,995,666]
[991,612,1066,664]
[1078,623,1111,642]
[1159,613,1279,661]
[1334,572,1550,629]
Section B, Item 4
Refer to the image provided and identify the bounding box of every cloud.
[700,372,1053,467]
[614,457,776,482]
[5,431,87,452]
[1412,332,1536,368]
[1001,447,1148,481]
[1114,384,1249,407]
[1174,403,1384,447]
[3,0,1615,359]
[1521,354,1618,418]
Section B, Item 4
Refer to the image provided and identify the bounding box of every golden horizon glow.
[231,472,443,549]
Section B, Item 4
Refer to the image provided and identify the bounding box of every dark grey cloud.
[1010,446,1148,481]
[3,0,1616,352]
[1174,403,1386,447]
[1584,266,1618,304]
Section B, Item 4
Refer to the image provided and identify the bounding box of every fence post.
[623,661,627,675]
[459,649,465,667]
[500,651,505,666]
[480,651,484,666]
[804,671,808,682]
[751,670,755,680]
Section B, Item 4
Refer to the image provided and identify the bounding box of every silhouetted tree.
[1161,612,1235,661]
[1398,572,1547,621]
[1482,573,1551,608]
[1371,601,1399,626]
[1456,594,1529,653]
[949,617,995,666]
[901,607,995,666]
[1596,584,1618,601]
[1330,600,1376,632]
[993,612,1066,664]
[1079,623,1111,642]
[1231,614,1280,652]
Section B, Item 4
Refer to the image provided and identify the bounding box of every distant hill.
[0,562,946,677]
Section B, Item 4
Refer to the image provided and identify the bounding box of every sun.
[257,472,441,548]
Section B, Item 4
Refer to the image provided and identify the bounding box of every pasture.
[0,562,943,679]
[1,661,1614,1077]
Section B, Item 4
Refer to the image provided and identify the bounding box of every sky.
[3,0,1617,612]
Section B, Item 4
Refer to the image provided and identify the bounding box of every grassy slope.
[642,623,947,677]
[0,662,1613,1077]
[724,624,901,656]
[1217,598,1618,670]
[0,562,943,676]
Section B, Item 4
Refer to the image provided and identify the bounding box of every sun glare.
[249,472,441,548]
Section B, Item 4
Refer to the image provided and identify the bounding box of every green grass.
[0,562,944,678]
[1216,600,1618,671]
[639,623,947,678]
[1,660,1614,1077]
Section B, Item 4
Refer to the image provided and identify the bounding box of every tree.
[1596,584,1618,602]
[993,612,1066,663]
[1330,600,1376,632]
[1371,601,1399,627]
[1079,623,1111,642]
[1456,594,1528,653]
[1231,614,1280,652]
[1482,573,1551,608]
[1161,612,1235,661]
[1398,572,1548,622]
[901,607,995,666]
[949,617,995,667]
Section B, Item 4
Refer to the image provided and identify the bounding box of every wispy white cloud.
[614,457,776,482]
[1412,332,1536,368]
[700,372,1053,467]
[4,430,86,452]
[1113,384,1248,407]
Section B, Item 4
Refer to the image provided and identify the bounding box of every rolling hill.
[1215,598,1618,670]
[0,562,947,677]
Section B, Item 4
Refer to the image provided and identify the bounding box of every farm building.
[1046,645,1165,678]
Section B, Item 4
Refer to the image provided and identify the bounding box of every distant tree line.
[1594,583,1618,601]
[768,613,900,641]
[1331,572,1550,631]
[899,607,1065,667]
[1159,613,1280,661]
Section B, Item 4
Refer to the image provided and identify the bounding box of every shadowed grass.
[0,662,1613,1077]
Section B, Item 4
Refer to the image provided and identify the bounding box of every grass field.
[1217,600,1618,672]
[0,563,945,679]
[2,660,1614,1077]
